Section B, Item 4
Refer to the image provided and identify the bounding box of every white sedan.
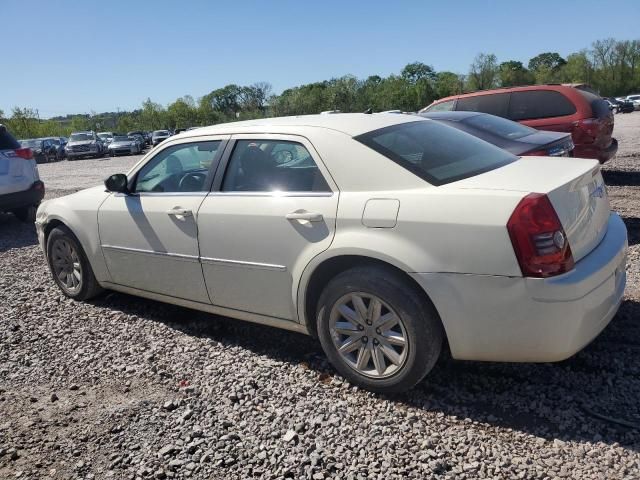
[35,114,628,393]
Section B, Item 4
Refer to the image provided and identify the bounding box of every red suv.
[421,85,617,163]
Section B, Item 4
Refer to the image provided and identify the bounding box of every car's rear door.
[196,134,339,321]
[97,136,228,302]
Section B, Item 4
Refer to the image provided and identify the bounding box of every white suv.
[626,94,640,110]
[0,124,45,222]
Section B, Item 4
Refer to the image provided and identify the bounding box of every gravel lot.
[1,116,639,479]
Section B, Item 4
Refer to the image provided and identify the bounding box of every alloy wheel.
[50,238,83,293]
[329,292,409,379]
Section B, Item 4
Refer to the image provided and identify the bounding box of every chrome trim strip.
[102,245,286,271]
[115,192,209,197]
[200,256,287,271]
[101,245,200,263]
[207,191,333,198]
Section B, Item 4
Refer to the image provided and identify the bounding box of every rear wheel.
[46,226,103,300]
[316,266,443,394]
[13,205,37,223]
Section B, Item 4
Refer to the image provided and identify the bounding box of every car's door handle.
[286,211,324,222]
[167,208,193,217]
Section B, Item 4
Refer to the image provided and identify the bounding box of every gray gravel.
[1,118,640,479]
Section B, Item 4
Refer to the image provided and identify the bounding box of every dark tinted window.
[508,91,576,121]
[463,114,537,140]
[355,120,517,186]
[578,90,612,119]
[455,93,509,117]
[222,140,330,192]
[0,126,20,150]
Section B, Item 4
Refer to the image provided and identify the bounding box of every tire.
[46,226,103,301]
[316,266,443,394]
[13,205,37,223]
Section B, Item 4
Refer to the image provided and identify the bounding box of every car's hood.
[109,141,134,147]
[67,140,96,146]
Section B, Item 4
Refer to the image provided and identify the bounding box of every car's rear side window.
[508,91,577,121]
[0,128,20,150]
[355,120,517,186]
[455,93,509,117]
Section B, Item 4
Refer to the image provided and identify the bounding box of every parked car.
[41,137,66,160]
[151,129,171,146]
[65,131,105,160]
[626,94,640,110]
[35,114,627,393]
[19,138,58,163]
[420,111,574,157]
[108,135,141,156]
[421,85,618,163]
[98,132,114,148]
[129,133,146,151]
[1,125,45,222]
[617,99,636,114]
[128,131,150,146]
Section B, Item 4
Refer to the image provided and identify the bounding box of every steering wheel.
[178,172,207,192]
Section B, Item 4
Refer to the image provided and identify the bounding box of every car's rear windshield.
[70,133,93,141]
[355,120,517,186]
[114,136,129,141]
[578,90,612,119]
[462,113,537,140]
[0,128,21,150]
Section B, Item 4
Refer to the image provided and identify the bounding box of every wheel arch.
[299,253,445,342]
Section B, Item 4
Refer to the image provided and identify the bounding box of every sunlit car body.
[108,135,141,156]
[65,131,104,160]
[151,130,171,146]
[35,114,627,393]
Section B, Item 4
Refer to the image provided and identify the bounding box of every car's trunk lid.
[446,156,610,262]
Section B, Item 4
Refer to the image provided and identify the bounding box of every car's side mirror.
[105,173,129,194]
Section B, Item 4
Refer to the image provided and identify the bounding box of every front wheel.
[46,226,103,300]
[316,266,443,394]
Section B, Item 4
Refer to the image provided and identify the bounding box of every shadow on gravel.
[95,290,640,451]
[602,169,640,187]
[0,214,38,252]
[623,217,640,246]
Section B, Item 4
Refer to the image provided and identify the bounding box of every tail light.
[7,148,34,160]
[507,193,574,278]
[572,118,601,144]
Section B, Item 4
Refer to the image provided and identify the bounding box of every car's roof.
[180,113,423,138]
[419,111,483,121]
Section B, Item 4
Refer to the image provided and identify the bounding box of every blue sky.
[4,0,639,118]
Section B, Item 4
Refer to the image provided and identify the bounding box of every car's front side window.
[221,140,330,193]
[134,141,222,193]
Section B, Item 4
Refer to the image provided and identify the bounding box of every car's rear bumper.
[574,138,618,163]
[411,212,628,362]
[0,181,45,211]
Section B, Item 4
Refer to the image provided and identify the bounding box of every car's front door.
[197,135,339,320]
[98,137,228,302]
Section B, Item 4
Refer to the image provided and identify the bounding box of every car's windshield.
[20,139,42,148]
[98,134,111,139]
[69,133,93,142]
[462,114,537,140]
[356,120,517,186]
[153,130,169,136]
[113,136,129,141]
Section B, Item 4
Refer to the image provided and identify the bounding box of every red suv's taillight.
[572,118,601,144]
[507,193,574,278]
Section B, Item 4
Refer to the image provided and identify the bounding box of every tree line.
[2,37,639,139]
